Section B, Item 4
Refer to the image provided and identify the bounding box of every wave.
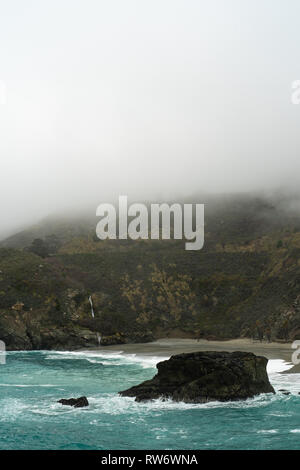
[0,384,58,387]
[267,359,300,395]
[42,350,167,369]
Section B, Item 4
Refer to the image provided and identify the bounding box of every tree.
[277,240,283,249]
[28,239,49,258]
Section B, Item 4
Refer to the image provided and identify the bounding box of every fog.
[1,0,300,238]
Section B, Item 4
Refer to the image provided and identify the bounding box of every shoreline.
[83,337,299,372]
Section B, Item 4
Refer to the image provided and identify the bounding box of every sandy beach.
[86,338,299,372]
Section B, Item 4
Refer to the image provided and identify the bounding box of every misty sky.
[1,0,300,237]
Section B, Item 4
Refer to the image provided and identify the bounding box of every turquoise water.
[0,350,299,450]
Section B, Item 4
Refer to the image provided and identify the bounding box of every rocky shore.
[120,351,275,403]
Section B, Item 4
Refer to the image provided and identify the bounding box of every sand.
[86,338,299,372]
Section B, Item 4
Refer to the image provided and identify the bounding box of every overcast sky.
[1,0,300,237]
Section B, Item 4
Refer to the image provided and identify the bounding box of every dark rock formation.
[100,333,126,346]
[279,389,291,395]
[58,396,89,408]
[120,351,275,403]
[127,330,155,344]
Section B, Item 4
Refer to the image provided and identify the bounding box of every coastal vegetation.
[1,193,300,349]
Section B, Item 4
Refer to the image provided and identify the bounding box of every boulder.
[58,396,89,408]
[120,351,275,403]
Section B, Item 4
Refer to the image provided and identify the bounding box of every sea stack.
[120,351,275,403]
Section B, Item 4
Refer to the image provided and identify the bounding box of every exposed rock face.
[58,396,89,408]
[120,351,275,403]
[100,331,154,346]
[100,333,126,346]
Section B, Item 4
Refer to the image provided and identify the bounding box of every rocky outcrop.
[100,330,154,346]
[100,333,126,346]
[127,330,154,344]
[58,396,89,408]
[120,351,275,403]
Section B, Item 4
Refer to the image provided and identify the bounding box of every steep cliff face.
[120,351,275,403]
[0,249,154,350]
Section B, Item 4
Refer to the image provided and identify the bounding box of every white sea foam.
[267,359,300,395]
[85,390,282,414]
[0,398,30,421]
[267,359,293,374]
[0,390,285,423]
[43,350,166,369]
[257,430,278,434]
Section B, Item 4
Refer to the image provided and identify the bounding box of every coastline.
[83,337,298,372]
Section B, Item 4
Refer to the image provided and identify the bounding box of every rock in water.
[58,396,89,408]
[120,351,275,403]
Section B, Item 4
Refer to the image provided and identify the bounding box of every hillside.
[1,193,300,350]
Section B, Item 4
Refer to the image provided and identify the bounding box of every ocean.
[0,350,299,450]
